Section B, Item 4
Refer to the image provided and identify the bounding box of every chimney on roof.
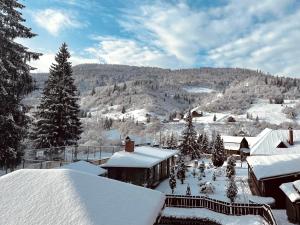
[288,127,294,145]
[125,136,134,152]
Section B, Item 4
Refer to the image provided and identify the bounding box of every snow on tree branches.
[212,134,225,167]
[179,111,198,158]
[0,0,40,170]
[31,43,82,156]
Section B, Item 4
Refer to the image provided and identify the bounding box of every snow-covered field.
[247,99,300,125]
[163,207,268,225]
[156,158,274,204]
[183,86,215,93]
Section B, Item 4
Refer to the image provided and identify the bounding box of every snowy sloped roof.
[280,180,300,202]
[224,142,241,151]
[247,154,300,180]
[60,160,107,176]
[222,136,245,143]
[250,128,300,155]
[0,169,165,225]
[102,146,178,168]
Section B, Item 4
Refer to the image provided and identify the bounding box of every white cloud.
[33,9,82,36]
[30,53,99,73]
[86,36,182,68]
[115,0,299,76]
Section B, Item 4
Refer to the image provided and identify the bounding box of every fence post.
[87,146,89,161]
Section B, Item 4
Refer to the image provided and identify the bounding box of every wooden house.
[280,180,300,223]
[250,127,300,155]
[247,154,300,208]
[102,137,177,188]
[221,136,250,156]
[191,110,203,118]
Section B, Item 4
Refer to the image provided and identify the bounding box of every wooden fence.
[162,195,277,225]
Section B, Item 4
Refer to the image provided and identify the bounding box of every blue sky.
[20,0,300,77]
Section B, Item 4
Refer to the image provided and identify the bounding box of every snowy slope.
[247,99,300,125]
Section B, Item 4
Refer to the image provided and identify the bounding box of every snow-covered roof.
[250,128,300,155]
[0,169,165,225]
[222,136,245,143]
[280,180,300,202]
[102,146,178,168]
[60,160,107,176]
[222,136,247,151]
[247,154,300,180]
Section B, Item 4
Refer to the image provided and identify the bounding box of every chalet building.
[102,137,177,188]
[0,169,165,225]
[250,127,300,155]
[247,154,300,208]
[280,180,300,223]
[191,110,203,118]
[221,136,250,156]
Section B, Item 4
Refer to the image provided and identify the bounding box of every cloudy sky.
[21,0,300,77]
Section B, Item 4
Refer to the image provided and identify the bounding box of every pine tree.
[227,177,238,203]
[201,133,209,153]
[167,132,177,149]
[169,167,176,194]
[212,134,225,167]
[31,43,82,156]
[0,0,40,170]
[213,114,217,122]
[179,111,198,158]
[176,154,186,184]
[226,156,236,178]
[121,106,126,114]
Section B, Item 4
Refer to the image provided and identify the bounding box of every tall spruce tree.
[32,43,82,155]
[212,134,225,167]
[0,0,40,170]
[179,111,198,158]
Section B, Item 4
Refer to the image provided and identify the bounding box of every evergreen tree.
[121,106,126,114]
[167,132,177,149]
[31,43,82,155]
[212,134,225,167]
[213,114,217,122]
[226,156,236,178]
[0,0,40,170]
[179,111,198,158]
[186,183,191,196]
[227,177,238,203]
[176,154,186,184]
[201,133,209,153]
[169,167,176,194]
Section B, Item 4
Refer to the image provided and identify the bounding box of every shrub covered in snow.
[200,182,215,194]
[226,177,238,203]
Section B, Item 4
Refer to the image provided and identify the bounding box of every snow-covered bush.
[200,182,215,194]
[226,177,238,203]
[226,156,236,178]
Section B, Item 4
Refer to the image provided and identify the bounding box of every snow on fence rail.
[164,195,277,225]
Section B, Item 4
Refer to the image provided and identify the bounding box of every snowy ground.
[183,86,216,93]
[272,210,294,225]
[162,207,268,225]
[156,158,274,204]
[247,99,300,125]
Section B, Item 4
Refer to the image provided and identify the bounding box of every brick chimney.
[288,127,294,145]
[125,136,134,152]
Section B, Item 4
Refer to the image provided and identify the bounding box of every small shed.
[280,180,300,223]
[102,138,177,187]
[191,111,203,118]
[222,136,250,155]
[247,154,300,208]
